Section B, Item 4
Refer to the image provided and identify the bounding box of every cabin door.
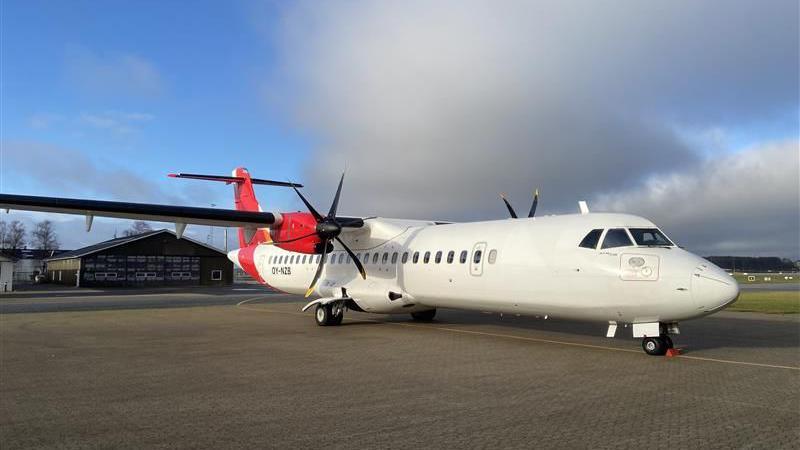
[470,242,487,276]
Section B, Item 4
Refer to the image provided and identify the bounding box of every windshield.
[628,228,673,246]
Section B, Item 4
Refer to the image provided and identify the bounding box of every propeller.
[290,173,367,297]
[500,189,539,218]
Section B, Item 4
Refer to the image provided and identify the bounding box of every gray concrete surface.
[0,285,276,313]
[1,291,798,449]
[739,282,800,291]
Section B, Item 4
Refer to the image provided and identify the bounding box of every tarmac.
[1,286,798,449]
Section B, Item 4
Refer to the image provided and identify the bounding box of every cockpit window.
[601,228,633,249]
[579,229,603,249]
[628,228,674,246]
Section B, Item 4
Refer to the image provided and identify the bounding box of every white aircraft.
[0,168,739,356]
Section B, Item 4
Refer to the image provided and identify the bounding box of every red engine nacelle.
[270,212,326,254]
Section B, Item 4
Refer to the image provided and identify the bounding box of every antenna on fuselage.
[578,201,590,214]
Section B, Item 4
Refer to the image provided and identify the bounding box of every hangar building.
[45,229,233,287]
[0,254,14,292]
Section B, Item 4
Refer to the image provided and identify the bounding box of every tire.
[661,334,674,349]
[330,309,344,326]
[410,309,436,321]
[642,336,667,356]
[315,304,331,326]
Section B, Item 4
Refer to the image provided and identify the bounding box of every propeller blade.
[292,185,324,222]
[328,172,345,219]
[527,189,539,218]
[500,193,518,218]
[336,236,366,279]
[305,241,330,298]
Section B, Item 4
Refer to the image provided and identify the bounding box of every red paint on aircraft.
[237,244,264,283]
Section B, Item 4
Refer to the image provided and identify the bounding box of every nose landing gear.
[633,322,679,356]
[642,334,674,356]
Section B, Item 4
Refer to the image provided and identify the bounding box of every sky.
[1,0,798,258]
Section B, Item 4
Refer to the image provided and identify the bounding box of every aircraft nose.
[691,263,739,312]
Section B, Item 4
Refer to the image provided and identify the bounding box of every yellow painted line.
[669,354,800,371]
[235,298,800,371]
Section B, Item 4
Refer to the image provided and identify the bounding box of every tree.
[123,221,153,237]
[5,220,26,250]
[32,220,59,253]
[0,221,6,249]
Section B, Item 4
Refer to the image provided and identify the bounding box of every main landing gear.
[410,309,436,321]
[642,334,674,356]
[315,303,344,326]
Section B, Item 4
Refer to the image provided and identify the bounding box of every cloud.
[262,0,798,256]
[2,141,219,206]
[65,46,163,97]
[1,141,235,249]
[78,111,155,134]
[28,113,64,130]
[593,140,800,258]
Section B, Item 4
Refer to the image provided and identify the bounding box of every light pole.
[207,203,216,247]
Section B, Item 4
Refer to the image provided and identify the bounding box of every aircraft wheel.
[315,304,332,326]
[330,309,344,326]
[410,309,436,321]
[642,336,667,356]
[661,334,674,349]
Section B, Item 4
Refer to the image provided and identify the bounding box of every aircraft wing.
[0,194,278,231]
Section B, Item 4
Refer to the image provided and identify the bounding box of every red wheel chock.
[666,348,683,357]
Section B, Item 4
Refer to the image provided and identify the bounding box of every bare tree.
[0,221,6,250]
[32,220,60,253]
[5,220,26,250]
[123,221,153,237]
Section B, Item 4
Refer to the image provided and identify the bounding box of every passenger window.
[402,252,409,264]
[488,249,497,264]
[459,250,468,264]
[339,253,345,264]
[329,254,336,264]
[601,228,633,249]
[382,253,388,264]
[473,250,482,264]
[364,253,369,264]
[372,253,379,264]
[447,251,454,264]
[423,251,431,264]
[355,253,361,262]
[391,252,398,264]
[435,251,442,264]
[301,255,306,264]
[268,256,273,264]
[346,254,351,264]
[413,251,420,263]
[579,229,603,249]
[279,256,284,264]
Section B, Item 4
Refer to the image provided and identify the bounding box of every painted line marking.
[235,298,800,371]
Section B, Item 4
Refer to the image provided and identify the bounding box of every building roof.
[1,249,69,260]
[45,229,228,261]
